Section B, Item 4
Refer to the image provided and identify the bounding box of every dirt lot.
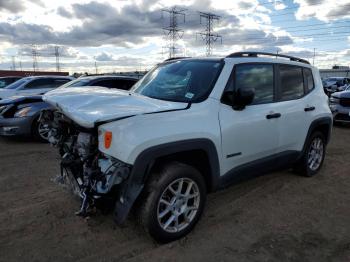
[0,126,349,262]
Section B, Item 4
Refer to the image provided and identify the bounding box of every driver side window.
[224,64,274,105]
[236,64,274,104]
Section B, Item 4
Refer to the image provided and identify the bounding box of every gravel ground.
[0,126,349,262]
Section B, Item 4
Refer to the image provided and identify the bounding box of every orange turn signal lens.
[104,131,112,149]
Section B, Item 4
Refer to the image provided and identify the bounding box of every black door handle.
[266,113,281,119]
[304,106,315,112]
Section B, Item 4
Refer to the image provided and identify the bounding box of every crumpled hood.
[43,86,187,128]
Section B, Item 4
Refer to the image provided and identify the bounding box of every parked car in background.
[0,96,53,141]
[56,75,138,90]
[0,76,22,88]
[323,77,350,96]
[0,75,139,141]
[0,76,74,100]
[329,88,350,123]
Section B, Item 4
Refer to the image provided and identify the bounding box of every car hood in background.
[43,87,188,128]
[0,95,43,105]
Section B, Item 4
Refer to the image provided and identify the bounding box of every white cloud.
[294,0,350,21]
[0,0,348,71]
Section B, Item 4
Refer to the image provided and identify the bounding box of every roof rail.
[163,57,191,62]
[226,52,310,65]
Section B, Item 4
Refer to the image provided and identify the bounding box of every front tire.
[294,131,326,177]
[138,162,206,243]
[32,117,49,142]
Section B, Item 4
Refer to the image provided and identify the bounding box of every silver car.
[0,75,74,100]
[329,85,350,123]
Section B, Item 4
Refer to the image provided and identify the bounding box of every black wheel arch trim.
[113,138,220,225]
[305,116,332,145]
[298,116,332,160]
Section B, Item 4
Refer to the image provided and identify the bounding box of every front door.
[219,63,280,175]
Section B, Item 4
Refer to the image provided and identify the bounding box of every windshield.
[58,78,91,88]
[132,60,223,102]
[4,78,31,89]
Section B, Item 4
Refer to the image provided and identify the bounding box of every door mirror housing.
[222,88,255,110]
[232,88,255,110]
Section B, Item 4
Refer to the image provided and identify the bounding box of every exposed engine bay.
[39,109,131,217]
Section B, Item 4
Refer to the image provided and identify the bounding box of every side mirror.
[232,88,255,110]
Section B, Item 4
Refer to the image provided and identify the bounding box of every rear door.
[275,64,314,153]
[219,63,280,175]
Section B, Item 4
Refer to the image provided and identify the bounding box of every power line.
[254,0,338,10]
[93,56,98,74]
[11,56,16,71]
[274,20,350,30]
[197,12,222,56]
[286,24,350,33]
[54,46,60,72]
[161,7,186,58]
[225,29,350,41]
[31,44,38,72]
[220,30,350,43]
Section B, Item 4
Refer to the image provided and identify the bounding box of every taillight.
[104,131,112,149]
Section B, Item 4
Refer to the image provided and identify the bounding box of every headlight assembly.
[0,105,8,114]
[14,107,31,118]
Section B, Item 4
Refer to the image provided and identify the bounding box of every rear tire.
[294,131,326,177]
[138,162,206,243]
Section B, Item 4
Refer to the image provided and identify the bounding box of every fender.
[113,138,220,225]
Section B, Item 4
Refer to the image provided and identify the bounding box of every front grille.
[339,98,350,107]
[334,113,350,122]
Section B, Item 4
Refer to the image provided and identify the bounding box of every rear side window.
[279,65,304,100]
[304,68,314,93]
[94,79,137,90]
[235,64,274,104]
[24,79,54,89]
[93,80,115,88]
[52,79,71,88]
[115,80,137,90]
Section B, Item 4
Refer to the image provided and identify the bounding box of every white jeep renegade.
[42,52,332,243]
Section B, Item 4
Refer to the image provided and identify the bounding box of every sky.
[0,0,349,73]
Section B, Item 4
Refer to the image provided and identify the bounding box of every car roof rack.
[226,52,310,65]
[163,57,191,62]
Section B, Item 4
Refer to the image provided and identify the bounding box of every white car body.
[44,56,332,177]
[42,53,333,241]
[0,76,74,100]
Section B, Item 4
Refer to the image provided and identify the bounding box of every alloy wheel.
[308,137,324,171]
[157,178,200,233]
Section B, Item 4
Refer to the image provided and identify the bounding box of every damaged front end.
[40,109,131,217]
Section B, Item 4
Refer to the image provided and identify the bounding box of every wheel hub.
[157,178,200,233]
